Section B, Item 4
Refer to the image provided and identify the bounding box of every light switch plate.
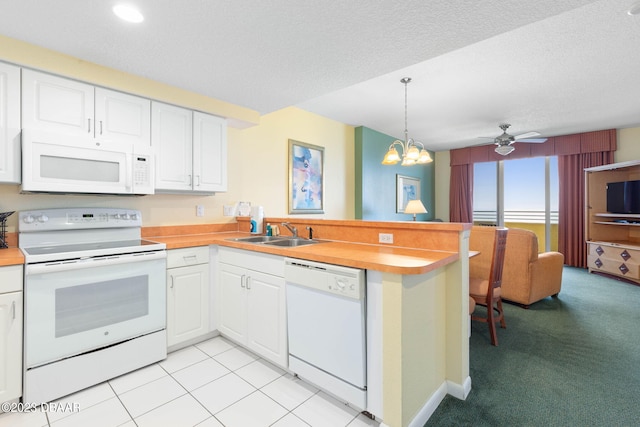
[223,205,235,216]
[196,205,205,217]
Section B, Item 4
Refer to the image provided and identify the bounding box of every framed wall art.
[288,139,325,214]
[396,174,420,213]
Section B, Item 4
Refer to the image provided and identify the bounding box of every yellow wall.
[0,38,355,230]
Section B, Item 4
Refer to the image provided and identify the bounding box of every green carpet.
[426,266,640,426]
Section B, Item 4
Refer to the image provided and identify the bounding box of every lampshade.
[404,199,427,221]
[405,199,427,214]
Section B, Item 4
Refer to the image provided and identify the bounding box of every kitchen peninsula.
[146,218,472,427]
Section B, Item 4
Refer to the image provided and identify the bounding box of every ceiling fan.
[480,123,547,156]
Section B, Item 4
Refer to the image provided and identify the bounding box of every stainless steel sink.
[228,235,284,243]
[263,238,324,247]
[227,235,325,247]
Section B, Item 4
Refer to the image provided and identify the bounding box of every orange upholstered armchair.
[469,226,564,308]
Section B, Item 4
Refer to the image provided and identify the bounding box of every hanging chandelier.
[382,77,433,166]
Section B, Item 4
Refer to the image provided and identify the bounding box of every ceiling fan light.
[495,145,515,156]
[382,147,400,164]
[417,149,432,163]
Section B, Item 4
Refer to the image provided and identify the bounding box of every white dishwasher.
[284,258,366,409]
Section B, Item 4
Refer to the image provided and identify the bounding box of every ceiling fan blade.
[518,138,547,143]
[513,131,541,140]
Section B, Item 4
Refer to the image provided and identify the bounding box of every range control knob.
[36,214,49,223]
[119,213,129,220]
[23,215,35,224]
[130,213,139,221]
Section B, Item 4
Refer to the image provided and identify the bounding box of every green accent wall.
[355,126,435,221]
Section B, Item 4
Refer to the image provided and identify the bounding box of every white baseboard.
[407,377,472,427]
[447,376,472,400]
[408,382,448,427]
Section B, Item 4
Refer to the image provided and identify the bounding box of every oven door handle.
[25,251,167,275]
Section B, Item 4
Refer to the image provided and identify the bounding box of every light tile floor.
[0,336,379,427]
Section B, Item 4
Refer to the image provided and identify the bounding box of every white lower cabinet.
[0,265,23,403]
[218,248,287,368]
[166,247,210,348]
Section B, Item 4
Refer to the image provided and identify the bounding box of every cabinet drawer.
[589,243,640,263]
[167,246,209,268]
[0,265,23,293]
[219,247,283,277]
[588,254,640,279]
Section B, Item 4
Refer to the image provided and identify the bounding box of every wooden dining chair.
[469,228,508,346]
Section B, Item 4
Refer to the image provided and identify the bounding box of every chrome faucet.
[281,222,298,238]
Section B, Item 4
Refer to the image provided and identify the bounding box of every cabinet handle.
[11,301,16,320]
[183,255,198,264]
[246,276,251,290]
[195,175,200,187]
[170,275,174,289]
[241,274,246,288]
[99,120,103,135]
[188,175,192,186]
[88,118,91,133]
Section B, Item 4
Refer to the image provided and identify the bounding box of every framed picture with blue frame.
[288,139,325,214]
[396,174,420,213]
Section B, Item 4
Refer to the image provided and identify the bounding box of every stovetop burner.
[18,208,166,263]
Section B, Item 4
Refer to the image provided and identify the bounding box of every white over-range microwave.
[21,129,154,195]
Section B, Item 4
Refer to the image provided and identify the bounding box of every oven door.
[24,251,166,368]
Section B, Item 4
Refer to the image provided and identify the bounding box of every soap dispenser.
[250,205,264,234]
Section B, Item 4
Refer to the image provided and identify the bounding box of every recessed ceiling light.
[113,4,144,23]
[628,3,640,16]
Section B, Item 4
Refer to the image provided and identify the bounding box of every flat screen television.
[607,180,640,214]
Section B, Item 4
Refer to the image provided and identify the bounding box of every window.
[473,156,559,251]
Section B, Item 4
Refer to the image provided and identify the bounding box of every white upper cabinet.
[22,69,150,146]
[22,69,94,137]
[95,88,151,146]
[152,102,227,193]
[193,111,227,192]
[0,62,20,183]
[152,102,193,192]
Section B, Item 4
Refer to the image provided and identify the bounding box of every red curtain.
[558,151,614,267]
[449,164,473,223]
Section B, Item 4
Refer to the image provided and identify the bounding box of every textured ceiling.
[0,0,637,151]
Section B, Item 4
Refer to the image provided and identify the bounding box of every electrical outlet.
[223,205,235,216]
[379,233,394,244]
[196,205,205,217]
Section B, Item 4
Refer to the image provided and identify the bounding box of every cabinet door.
[95,88,151,146]
[0,63,20,183]
[22,69,94,136]
[246,271,287,367]
[0,292,22,403]
[151,102,193,191]
[193,112,227,192]
[218,263,247,344]
[167,264,210,347]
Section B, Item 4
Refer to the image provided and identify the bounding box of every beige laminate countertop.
[148,231,460,275]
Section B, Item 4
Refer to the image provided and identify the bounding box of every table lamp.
[404,199,427,221]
